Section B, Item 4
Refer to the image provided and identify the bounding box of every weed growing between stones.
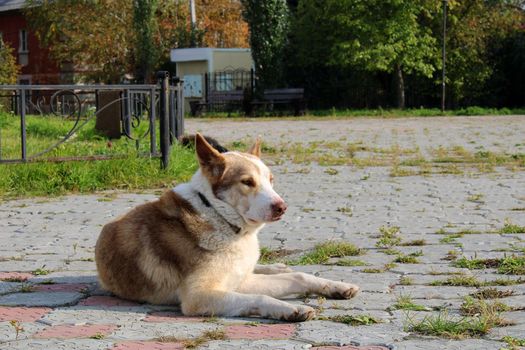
[154,329,226,349]
[470,288,515,299]
[453,256,525,274]
[399,276,414,285]
[31,266,50,276]
[376,226,402,248]
[390,295,429,311]
[258,247,295,264]
[394,250,423,264]
[460,296,511,316]
[406,310,508,339]
[9,320,24,340]
[288,241,365,265]
[499,219,525,234]
[334,259,368,266]
[328,314,381,326]
[399,239,427,246]
[501,336,525,349]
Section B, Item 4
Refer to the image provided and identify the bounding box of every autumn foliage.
[24,0,248,83]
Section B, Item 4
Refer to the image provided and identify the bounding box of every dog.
[95,134,359,322]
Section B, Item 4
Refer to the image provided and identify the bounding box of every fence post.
[20,88,27,161]
[177,78,185,137]
[157,71,170,169]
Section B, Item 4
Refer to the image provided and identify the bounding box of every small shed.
[170,48,253,111]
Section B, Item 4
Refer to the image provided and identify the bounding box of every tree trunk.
[394,64,405,109]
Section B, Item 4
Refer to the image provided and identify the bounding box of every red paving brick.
[34,283,89,293]
[225,323,296,340]
[0,272,33,282]
[112,341,184,350]
[312,346,391,350]
[33,324,117,339]
[78,296,141,307]
[143,311,206,323]
[0,306,52,322]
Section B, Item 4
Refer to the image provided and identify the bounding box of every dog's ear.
[247,137,262,158]
[195,133,225,178]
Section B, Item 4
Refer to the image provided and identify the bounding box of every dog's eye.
[241,178,256,187]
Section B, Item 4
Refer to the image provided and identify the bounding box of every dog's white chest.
[220,233,260,289]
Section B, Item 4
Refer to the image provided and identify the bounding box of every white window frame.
[19,29,28,53]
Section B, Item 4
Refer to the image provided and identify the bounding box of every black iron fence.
[0,71,184,168]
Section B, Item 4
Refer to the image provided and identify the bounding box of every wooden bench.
[260,88,306,116]
[190,90,245,116]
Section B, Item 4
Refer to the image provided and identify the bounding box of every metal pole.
[157,71,170,169]
[149,87,156,156]
[441,0,448,112]
[20,88,27,161]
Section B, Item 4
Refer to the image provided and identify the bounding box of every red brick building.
[0,0,63,84]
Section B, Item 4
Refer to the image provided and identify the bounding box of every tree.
[25,0,134,83]
[439,0,525,106]
[241,0,290,90]
[133,0,158,83]
[327,0,439,108]
[0,42,20,85]
[198,0,249,48]
[25,0,250,83]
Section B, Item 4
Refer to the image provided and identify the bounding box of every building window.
[19,29,28,53]
[19,29,29,66]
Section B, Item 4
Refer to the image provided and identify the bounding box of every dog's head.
[195,133,287,224]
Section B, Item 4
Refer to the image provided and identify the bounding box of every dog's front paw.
[271,263,293,273]
[281,305,316,322]
[255,263,293,274]
[325,282,360,299]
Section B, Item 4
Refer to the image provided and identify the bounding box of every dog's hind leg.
[237,272,359,299]
[253,263,293,274]
[179,289,315,322]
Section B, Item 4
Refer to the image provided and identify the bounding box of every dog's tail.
[178,134,229,153]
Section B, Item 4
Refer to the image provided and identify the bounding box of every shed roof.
[170,48,250,63]
[0,0,26,12]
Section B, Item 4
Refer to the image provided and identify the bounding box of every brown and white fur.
[95,134,359,322]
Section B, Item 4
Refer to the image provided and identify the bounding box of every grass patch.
[375,226,402,248]
[460,296,511,316]
[453,256,525,275]
[329,314,380,326]
[288,241,365,266]
[399,276,414,285]
[334,258,368,267]
[502,336,525,349]
[453,257,501,270]
[394,254,421,264]
[430,275,482,287]
[154,329,226,348]
[399,239,426,246]
[406,310,511,339]
[470,288,515,299]
[0,113,197,199]
[390,295,429,311]
[499,220,525,234]
[31,266,50,276]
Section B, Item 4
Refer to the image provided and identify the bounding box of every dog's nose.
[271,200,287,218]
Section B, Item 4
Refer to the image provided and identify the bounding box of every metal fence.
[203,69,254,112]
[0,71,184,168]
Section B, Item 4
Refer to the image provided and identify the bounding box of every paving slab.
[1,116,525,349]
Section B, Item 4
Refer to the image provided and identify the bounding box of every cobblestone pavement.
[1,116,525,349]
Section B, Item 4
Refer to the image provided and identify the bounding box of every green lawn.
[0,112,197,199]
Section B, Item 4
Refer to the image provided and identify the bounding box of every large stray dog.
[95,134,359,321]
